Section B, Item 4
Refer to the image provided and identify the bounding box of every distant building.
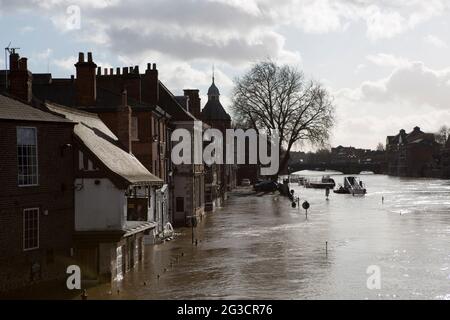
[0,94,75,291]
[440,137,450,178]
[386,127,441,177]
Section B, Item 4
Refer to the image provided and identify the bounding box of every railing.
[345,177,366,195]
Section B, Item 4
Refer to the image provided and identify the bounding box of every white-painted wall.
[75,178,126,231]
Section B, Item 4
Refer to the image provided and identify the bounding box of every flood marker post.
[302,201,310,219]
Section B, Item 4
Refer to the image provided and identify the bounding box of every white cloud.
[35,48,53,60]
[53,56,77,71]
[19,26,34,34]
[354,63,366,74]
[424,34,448,48]
[332,59,450,147]
[366,53,411,68]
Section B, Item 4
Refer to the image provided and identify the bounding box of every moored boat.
[333,176,367,195]
[305,175,336,189]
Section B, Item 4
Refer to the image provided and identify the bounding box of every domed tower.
[200,68,235,206]
[201,70,231,127]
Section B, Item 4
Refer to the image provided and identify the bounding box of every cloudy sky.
[1,0,450,150]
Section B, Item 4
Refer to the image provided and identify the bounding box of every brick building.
[45,102,163,282]
[32,53,172,234]
[33,52,206,227]
[0,94,76,291]
[386,127,441,177]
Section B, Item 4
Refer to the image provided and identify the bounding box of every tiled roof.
[0,94,72,123]
[46,102,163,186]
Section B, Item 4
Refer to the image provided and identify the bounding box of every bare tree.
[231,60,335,176]
[376,143,385,152]
[435,125,450,145]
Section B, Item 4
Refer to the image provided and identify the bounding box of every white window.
[17,127,38,186]
[23,208,39,251]
[131,117,139,141]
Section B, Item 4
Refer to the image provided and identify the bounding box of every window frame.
[17,126,39,187]
[23,207,40,251]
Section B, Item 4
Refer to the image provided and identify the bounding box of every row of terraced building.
[0,50,237,291]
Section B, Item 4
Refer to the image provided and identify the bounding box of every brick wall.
[0,120,75,292]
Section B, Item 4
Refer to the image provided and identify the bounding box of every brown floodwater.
[5,175,450,299]
[83,174,450,300]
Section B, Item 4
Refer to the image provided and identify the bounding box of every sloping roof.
[201,99,231,121]
[158,81,197,121]
[46,102,163,186]
[0,94,72,123]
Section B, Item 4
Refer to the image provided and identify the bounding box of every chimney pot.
[116,67,121,75]
[87,52,93,62]
[134,66,139,74]
[147,63,151,71]
[9,53,32,103]
[123,67,128,74]
[104,68,108,75]
[97,67,101,75]
[10,53,19,71]
[152,63,156,70]
[18,58,28,71]
[78,52,84,63]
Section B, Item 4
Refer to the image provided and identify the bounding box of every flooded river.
[78,174,450,300]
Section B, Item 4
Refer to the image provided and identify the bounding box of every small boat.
[305,175,336,189]
[333,176,366,195]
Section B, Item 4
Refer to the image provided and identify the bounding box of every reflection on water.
[79,175,450,300]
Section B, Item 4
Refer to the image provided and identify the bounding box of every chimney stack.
[183,89,201,119]
[142,62,159,105]
[117,89,132,153]
[9,52,32,103]
[75,51,97,106]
